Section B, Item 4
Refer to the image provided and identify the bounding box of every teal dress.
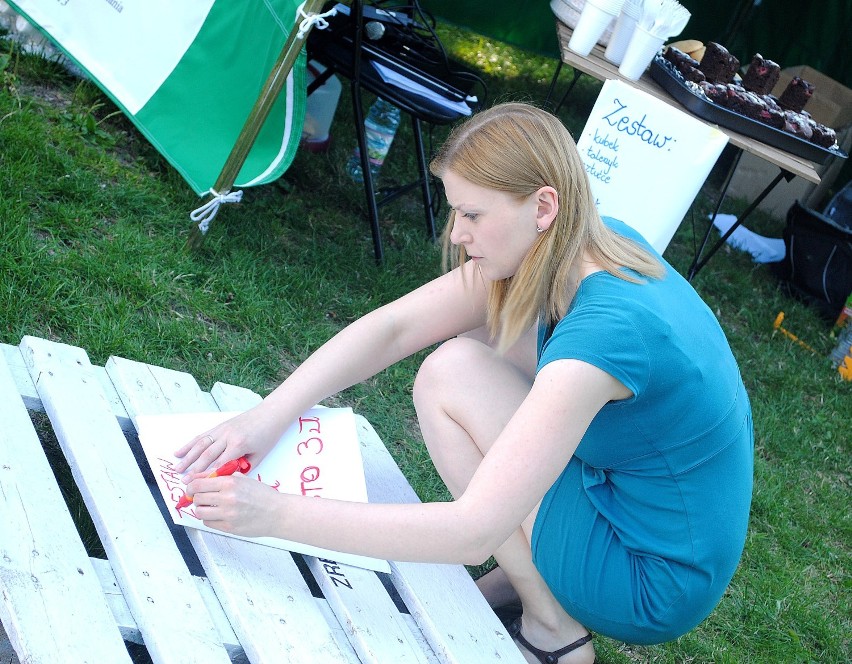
[531,219,753,645]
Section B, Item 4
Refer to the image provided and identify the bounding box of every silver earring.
[536,225,546,233]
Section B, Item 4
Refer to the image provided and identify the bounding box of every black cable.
[409,1,487,105]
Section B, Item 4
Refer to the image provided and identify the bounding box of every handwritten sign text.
[136,407,390,573]
[575,79,728,253]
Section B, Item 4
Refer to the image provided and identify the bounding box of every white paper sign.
[576,79,729,253]
[136,408,391,573]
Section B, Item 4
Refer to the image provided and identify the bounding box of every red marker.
[175,456,252,512]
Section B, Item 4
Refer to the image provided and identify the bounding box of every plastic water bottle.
[829,293,852,372]
[346,98,401,182]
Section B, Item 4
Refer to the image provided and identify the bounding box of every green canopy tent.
[7,0,333,242]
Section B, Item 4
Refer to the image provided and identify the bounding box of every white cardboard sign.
[136,408,390,573]
[576,79,729,253]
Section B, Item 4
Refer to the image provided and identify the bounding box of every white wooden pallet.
[0,337,522,664]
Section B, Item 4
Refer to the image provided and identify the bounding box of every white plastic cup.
[0,2,15,32]
[618,25,665,80]
[567,1,620,56]
[604,14,638,65]
[603,3,641,65]
[302,61,342,152]
[582,0,625,11]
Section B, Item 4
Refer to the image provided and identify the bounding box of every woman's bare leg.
[476,565,520,609]
[413,336,594,663]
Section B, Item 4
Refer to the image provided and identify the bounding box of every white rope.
[296,5,337,39]
[189,189,243,234]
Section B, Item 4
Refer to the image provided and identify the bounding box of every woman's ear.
[535,186,559,232]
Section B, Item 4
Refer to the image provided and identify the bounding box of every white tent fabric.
[8,0,307,197]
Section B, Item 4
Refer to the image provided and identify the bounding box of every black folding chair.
[307,0,479,260]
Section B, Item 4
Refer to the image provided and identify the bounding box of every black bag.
[773,198,852,320]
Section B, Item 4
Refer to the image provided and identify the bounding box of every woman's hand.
[173,406,283,477]
[187,474,286,538]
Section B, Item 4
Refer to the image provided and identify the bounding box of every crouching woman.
[176,103,754,663]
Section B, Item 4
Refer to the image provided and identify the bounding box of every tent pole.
[187,0,327,248]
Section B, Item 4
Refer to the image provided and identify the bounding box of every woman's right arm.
[175,262,489,473]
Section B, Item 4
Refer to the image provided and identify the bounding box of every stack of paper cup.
[551,0,616,46]
[604,0,643,65]
[567,0,626,56]
[618,24,665,80]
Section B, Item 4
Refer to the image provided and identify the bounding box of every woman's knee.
[413,337,492,406]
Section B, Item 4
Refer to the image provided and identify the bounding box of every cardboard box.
[725,66,852,219]
[774,66,852,130]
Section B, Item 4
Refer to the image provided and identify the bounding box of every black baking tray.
[649,56,847,165]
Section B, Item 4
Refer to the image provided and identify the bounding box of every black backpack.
[773,184,852,321]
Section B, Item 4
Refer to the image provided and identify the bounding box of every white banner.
[576,79,729,253]
[11,0,214,114]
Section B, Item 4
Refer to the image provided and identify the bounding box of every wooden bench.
[0,335,524,664]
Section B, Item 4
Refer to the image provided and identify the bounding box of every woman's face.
[443,170,542,281]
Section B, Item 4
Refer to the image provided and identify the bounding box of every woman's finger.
[176,434,227,475]
[175,430,215,462]
[174,435,201,459]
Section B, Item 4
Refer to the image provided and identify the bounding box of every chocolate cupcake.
[741,54,780,95]
[783,110,813,140]
[698,42,740,84]
[664,47,706,83]
[806,117,837,148]
[778,76,815,112]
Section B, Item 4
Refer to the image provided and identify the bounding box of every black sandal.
[507,617,594,664]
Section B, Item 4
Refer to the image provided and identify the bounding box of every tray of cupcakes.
[649,40,847,165]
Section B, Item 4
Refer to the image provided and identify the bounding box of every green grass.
[1,24,850,664]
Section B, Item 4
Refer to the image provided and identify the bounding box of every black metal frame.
[544,60,582,114]
[686,151,795,280]
[308,1,472,261]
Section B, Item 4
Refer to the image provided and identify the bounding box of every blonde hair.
[430,102,665,353]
